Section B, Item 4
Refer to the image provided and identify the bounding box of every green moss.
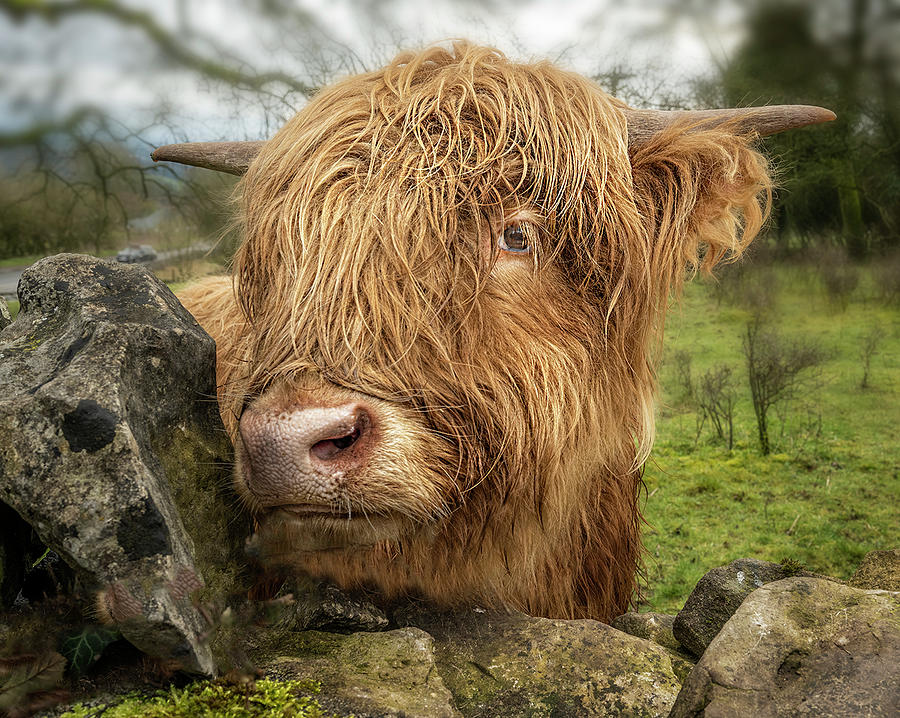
[262,630,343,659]
[779,557,807,576]
[58,678,338,718]
[785,599,821,630]
[152,422,243,601]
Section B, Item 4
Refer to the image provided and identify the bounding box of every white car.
[116,245,158,264]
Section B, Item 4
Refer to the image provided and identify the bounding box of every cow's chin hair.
[251,508,414,560]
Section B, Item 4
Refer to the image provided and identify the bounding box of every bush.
[743,319,825,455]
[815,246,858,311]
[671,349,695,406]
[873,250,900,305]
[859,325,884,389]
[695,365,738,450]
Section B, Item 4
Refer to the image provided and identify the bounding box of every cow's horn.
[625,105,835,148]
[151,106,836,172]
[151,141,266,176]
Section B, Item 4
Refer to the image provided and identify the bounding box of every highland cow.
[156,44,833,621]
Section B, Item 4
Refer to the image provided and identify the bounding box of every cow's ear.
[628,122,772,289]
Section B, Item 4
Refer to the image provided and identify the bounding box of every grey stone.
[611,611,694,680]
[0,298,10,331]
[396,605,682,717]
[0,254,245,674]
[286,578,389,633]
[612,611,680,652]
[673,558,820,657]
[669,577,900,717]
[256,627,459,718]
[850,548,900,591]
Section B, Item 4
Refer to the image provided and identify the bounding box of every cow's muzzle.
[238,401,376,510]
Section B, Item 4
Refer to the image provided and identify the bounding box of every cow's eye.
[499,223,530,253]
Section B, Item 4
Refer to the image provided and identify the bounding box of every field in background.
[3,256,897,616]
[642,262,899,613]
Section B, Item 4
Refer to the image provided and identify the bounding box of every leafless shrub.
[779,402,823,461]
[671,349,695,406]
[859,325,884,389]
[873,250,900,305]
[815,246,858,310]
[694,365,738,450]
[707,262,780,314]
[705,243,779,311]
[743,319,825,455]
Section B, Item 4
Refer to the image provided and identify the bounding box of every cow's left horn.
[151,141,266,176]
[624,105,836,148]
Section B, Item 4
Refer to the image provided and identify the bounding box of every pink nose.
[238,403,373,506]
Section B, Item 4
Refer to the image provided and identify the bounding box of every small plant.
[873,250,900,305]
[743,319,825,455]
[694,365,738,450]
[671,349,695,405]
[859,325,884,389]
[707,261,779,313]
[779,557,807,575]
[816,246,858,311]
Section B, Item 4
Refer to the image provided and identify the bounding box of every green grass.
[642,263,899,613]
[0,253,50,269]
[0,249,118,269]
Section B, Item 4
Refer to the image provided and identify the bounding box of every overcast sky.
[0,0,747,145]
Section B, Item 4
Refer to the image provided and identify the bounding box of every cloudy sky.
[0,0,747,145]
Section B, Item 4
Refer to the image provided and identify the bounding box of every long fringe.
[179,42,772,621]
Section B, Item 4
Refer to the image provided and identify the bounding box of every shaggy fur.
[178,43,771,621]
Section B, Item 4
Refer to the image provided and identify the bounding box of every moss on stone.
[779,557,807,576]
[849,549,900,591]
[57,678,338,718]
[151,421,245,602]
[268,630,345,658]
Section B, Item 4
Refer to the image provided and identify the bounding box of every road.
[0,267,23,300]
[0,243,213,301]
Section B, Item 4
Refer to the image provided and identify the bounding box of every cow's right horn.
[624,105,836,149]
[151,141,265,176]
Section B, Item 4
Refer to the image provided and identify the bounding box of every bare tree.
[671,349,695,406]
[743,319,825,455]
[859,325,884,389]
[695,365,738,450]
[0,0,357,262]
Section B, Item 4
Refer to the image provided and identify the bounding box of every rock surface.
[611,611,694,680]
[396,606,683,717]
[670,577,900,717]
[286,578,389,633]
[0,254,244,674]
[256,627,459,718]
[850,548,900,591]
[673,558,821,657]
[612,611,682,654]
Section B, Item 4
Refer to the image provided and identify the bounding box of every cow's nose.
[238,403,373,504]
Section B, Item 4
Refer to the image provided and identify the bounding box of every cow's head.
[157,44,832,618]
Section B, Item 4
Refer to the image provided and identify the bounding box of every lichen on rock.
[0,254,246,675]
[850,548,900,591]
[672,557,828,658]
[669,577,900,717]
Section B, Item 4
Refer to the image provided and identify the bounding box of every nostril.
[309,409,371,463]
[310,425,361,461]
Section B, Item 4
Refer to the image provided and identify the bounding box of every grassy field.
[3,258,896,617]
[642,262,899,613]
[0,249,119,269]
